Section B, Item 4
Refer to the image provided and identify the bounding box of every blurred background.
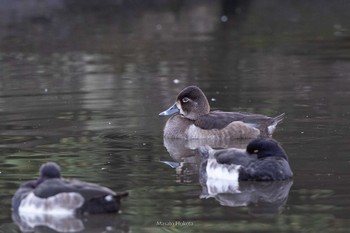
[0,0,350,232]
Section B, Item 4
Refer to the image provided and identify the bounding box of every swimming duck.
[159,86,285,139]
[198,138,293,181]
[12,162,128,215]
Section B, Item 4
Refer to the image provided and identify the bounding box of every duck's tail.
[116,191,129,199]
[78,191,129,215]
[268,113,285,135]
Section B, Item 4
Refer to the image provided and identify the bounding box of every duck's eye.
[253,149,259,153]
[182,97,190,103]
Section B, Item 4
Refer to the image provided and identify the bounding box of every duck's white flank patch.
[19,192,84,216]
[268,124,277,135]
[206,158,241,181]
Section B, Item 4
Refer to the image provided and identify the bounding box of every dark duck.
[12,162,128,215]
[198,138,293,181]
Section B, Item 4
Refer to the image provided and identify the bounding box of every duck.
[198,138,293,181]
[159,86,285,139]
[12,162,128,215]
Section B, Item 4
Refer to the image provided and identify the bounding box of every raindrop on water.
[221,15,228,22]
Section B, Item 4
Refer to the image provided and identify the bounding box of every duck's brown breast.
[163,115,193,139]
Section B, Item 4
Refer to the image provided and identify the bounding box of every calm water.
[1,1,350,232]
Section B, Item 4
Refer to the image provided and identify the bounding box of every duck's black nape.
[39,162,62,179]
[246,139,288,161]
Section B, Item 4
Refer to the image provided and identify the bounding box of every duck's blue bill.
[159,103,180,116]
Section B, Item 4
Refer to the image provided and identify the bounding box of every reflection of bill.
[12,211,129,233]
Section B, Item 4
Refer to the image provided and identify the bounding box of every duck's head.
[159,86,210,120]
[246,139,288,161]
[39,162,62,180]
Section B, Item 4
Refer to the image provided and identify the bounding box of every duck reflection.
[200,177,293,216]
[162,137,252,183]
[12,211,129,233]
[163,137,293,215]
[163,137,252,157]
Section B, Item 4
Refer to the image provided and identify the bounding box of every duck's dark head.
[159,86,210,120]
[246,139,288,160]
[39,162,62,180]
[176,86,210,120]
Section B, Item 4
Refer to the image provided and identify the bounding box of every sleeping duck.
[12,162,128,215]
[198,138,293,181]
[159,86,285,139]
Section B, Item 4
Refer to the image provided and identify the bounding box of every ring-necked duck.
[12,162,128,215]
[198,138,293,181]
[159,86,285,139]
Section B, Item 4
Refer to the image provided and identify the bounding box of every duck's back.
[196,111,284,136]
[212,148,256,167]
[36,179,122,214]
[195,111,264,129]
[239,158,293,181]
[34,178,115,199]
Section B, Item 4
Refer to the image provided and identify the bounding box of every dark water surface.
[1,1,350,232]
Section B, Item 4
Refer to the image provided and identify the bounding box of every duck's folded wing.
[214,148,256,167]
[34,179,116,199]
[194,111,273,130]
[239,159,292,181]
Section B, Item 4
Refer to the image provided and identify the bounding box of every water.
[1,0,350,232]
